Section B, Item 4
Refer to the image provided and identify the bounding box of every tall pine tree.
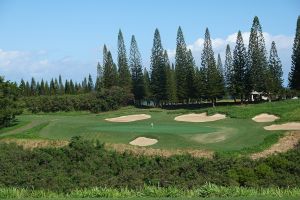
[201,28,222,106]
[266,41,283,100]
[129,35,145,103]
[150,29,167,105]
[289,16,300,90]
[175,26,188,102]
[117,30,131,91]
[95,62,103,92]
[248,16,268,95]
[224,44,234,97]
[164,51,177,103]
[87,74,94,92]
[232,31,248,102]
[186,49,196,101]
[103,51,118,88]
[143,68,151,102]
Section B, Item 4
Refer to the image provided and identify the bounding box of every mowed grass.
[0,100,299,152]
[4,197,300,200]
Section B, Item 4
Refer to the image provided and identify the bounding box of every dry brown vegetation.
[250,131,300,159]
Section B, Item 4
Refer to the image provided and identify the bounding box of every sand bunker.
[264,122,300,130]
[129,137,158,146]
[105,114,151,122]
[251,131,300,159]
[252,113,279,122]
[174,113,226,122]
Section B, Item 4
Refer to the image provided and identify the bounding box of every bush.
[0,138,299,192]
[23,86,134,113]
[0,77,23,127]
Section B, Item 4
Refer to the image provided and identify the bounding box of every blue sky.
[0,0,299,85]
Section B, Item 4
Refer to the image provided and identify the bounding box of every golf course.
[1,100,300,155]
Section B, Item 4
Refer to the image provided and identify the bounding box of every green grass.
[0,100,299,153]
[1,184,299,199]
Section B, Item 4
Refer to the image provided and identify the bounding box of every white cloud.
[0,49,95,82]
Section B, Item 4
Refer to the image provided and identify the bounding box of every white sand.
[105,114,151,122]
[129,137,158,146]
[174,113,226,122]
[264,122,300,130]
[252,113,279,122]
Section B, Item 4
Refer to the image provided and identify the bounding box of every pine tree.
[117,30,131,91]
[97,62,103,79]
[201,28,221,106]
[143,68,151,103]
[36,81,41,95]
[25,81,30,96]
[289,16,300,90]
[65,80,70,94]
[50,79,55,95]
[30,77,36,96]
[175,26,188,102]
[194,66,206,101]
[40,79,45,95]
[19,79,26,96]
[164,51,177,103]
[58,75,64,95]
[87,74,94,92]
[82,77,88,92]
[150,29,167,105]
[70,80,75,94]
[44,81,50,95]
[217,53,225,98]
[54,79,59,95]
[103,45,108,67]
[186,49,196,101]
[95,62,103,91]
[103,51,118,88]
[224,44,234,97]
[232,31,248,102]
[129,35,145,103]
[248,16,268,95]
[266,41,283,100]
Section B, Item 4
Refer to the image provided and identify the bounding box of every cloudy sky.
[0,0,299,85]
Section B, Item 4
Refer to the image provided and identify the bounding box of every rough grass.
[0,184,299,199]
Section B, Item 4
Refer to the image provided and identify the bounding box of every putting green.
[0,107,282,152]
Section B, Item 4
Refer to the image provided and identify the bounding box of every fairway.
[0,104,288,152]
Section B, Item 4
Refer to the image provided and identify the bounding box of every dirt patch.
[252,113,279,122]
[0,138,69,149]
[105,114,151,122]
[174,113,226,122]
[1,120,46,136]
[192,128,234,143]
[251,131,300,159]
[105,143,214,158]
[264,122,300,130]
[129,137,158,146]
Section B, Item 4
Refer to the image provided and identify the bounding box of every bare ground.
[252,113,279,122]
[129,137,158,146]
[174,113,226,122]
[0,138,69,149]
[105,143,214,158]
[105,114,151,122]
[264,122,300,130]
[250,131,300,159]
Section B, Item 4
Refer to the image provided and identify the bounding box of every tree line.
[94,16,299,106]
[15,16,300,107]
